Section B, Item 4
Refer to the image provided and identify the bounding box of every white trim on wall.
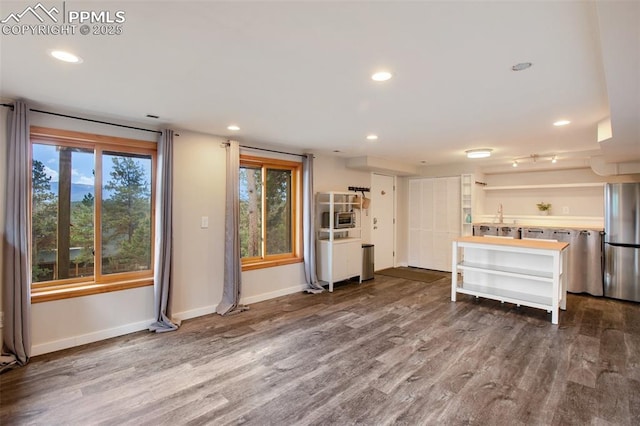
[240,283,307,305]
[172,305,218,322]
[31,318,154,356]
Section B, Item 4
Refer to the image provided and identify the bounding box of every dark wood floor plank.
[626,332,640,382]
[566,334,600,388]
[1,275,639,425]
[551,381,600,425]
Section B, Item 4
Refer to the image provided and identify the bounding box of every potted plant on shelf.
[537,202,552,215]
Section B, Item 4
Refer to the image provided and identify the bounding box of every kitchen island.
[451,236,569,324]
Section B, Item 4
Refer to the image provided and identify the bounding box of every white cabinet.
[451,236,569,324]
[316,191,362,292]
[408,176,460,272]
[317,239,362,290]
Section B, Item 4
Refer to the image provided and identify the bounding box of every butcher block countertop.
[472,223,604,231]
[455,236,569,251]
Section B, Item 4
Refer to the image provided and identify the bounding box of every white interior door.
[408,176,460,272]
[371,174,395,270]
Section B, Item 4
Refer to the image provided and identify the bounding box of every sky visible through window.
[33,144,152,201]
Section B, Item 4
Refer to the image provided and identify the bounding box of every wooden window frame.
[30,126,157,303]
[239,155,303,271]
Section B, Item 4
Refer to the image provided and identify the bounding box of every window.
[239,155,302,270]
[30,127,156,302]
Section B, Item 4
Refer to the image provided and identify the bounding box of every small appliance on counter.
[321,211,356,229]
[604,182,640,302]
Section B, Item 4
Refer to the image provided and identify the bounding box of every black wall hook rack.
[348,186,370,193]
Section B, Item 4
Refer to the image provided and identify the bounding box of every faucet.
[497,203,503,224]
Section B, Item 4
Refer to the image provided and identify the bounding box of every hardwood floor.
[2,273,639,425]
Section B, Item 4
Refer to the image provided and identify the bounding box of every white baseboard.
[31,318,155,357]
[172,304,218,322]
[172,284,306,321]
[240,283,306,305]
[30,285,305,356]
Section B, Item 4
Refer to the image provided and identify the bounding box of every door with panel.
[371,174,396,271]
[408,176,461,272]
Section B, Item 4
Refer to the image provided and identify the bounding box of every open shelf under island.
[451,236,569,324]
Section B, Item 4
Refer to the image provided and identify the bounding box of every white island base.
[451,236,569,324]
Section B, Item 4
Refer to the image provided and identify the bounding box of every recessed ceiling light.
[371,71,392,82]
[551,156,557,163]
[49,50,82,63]
[553,120,571,126]
[466,149,492,159]
[511,62,532,71]
[366,134,378,140]
[227,125,240,131]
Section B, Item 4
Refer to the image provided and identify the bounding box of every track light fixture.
[510,153,558,167]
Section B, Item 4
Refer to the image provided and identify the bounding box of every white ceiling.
[1,1,638,169]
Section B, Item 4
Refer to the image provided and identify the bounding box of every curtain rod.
[1,103,162,135]
[223,141,309,158]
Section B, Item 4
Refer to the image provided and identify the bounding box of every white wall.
[0,108,376,355]
[169,132,312,316]
[31,286,154,354]
[314,154,372,243]
[23,111,159,355]
[481,168,610,220]
[170,131,226,320]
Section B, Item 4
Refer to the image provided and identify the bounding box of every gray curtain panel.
[303,154,323,293]
[1,100,31,369]
[149,129,179,333]
[216,141,246,315]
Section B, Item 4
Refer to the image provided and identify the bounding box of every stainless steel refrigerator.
[604,183,640,302]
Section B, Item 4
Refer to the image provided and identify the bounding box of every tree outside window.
[30,127,156,302]
[239,155,301,270]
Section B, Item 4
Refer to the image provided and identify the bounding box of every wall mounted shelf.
[483,183,605,191]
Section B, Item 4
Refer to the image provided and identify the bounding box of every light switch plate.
[201,216,209,228]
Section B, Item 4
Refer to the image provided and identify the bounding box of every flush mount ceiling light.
[366,134,378,140]
[371,71,392,82]
[466,149,493,159]
[49,50,82,63]
[511,62,532,71]
[553,120,571,126]
[227,125,240,131]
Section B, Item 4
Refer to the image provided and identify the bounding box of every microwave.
[322,211,356,229]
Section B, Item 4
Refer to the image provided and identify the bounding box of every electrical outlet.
[201,216,209,228]
[562,206,570,214]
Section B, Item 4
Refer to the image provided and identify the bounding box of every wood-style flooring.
[1,272,639,425]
